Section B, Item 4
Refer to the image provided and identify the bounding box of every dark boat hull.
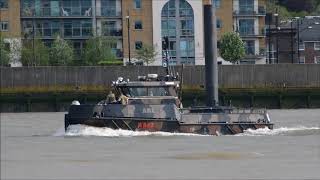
[65,115,274,136]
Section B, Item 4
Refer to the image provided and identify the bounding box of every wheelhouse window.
[128,87,170,97]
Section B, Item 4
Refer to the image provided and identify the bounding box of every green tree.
[219,32,245,64]
[21,38,49,66]
[135,44,158,65]
[83,36,117,65]
[266,1,291,21]
[0,33,10,66]
[50,35,74,66]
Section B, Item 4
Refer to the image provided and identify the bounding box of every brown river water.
[1,109,320,179]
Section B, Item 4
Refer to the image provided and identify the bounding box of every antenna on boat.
[179,64,184,103]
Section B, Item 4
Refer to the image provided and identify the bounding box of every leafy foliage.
[0,34,10,66]
[268,0,320,20]
[219,32,245,64]
[50,36,74,66]
[21,38,49,66]
[135,44,158,65]
[266,1,292,21]
[82,36,117,65]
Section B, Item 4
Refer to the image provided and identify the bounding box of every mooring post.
[204,0,219,107]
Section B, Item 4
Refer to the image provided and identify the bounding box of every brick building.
[0,0,22,66]
[2,0,267,66]
[267,16,320,64]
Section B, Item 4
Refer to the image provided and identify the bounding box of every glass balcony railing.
[21,7,93,17]
[100,9,121,17]
[111,48,123,58]
[233,6,266,16]
[102,28,123,36]
[238,27,266,36]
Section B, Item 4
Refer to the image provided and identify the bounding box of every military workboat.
[64,3,273,135]
[64,73,273,135]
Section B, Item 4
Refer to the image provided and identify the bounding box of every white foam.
[237,126,320,136]
[62,125,206,137]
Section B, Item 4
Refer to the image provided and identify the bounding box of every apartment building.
[20,0,124,60]
[3,0,267,66]
[151,0,267,65]
[233,0,266,64]
[0,0,22,66]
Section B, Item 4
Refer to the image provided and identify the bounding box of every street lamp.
[125,15,131,65]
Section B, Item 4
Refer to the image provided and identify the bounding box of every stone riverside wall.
[1,64,320,89]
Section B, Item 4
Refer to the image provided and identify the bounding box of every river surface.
[1,109,320,180]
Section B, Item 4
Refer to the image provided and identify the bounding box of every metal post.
[204,2,218,107]
[212,3,218,105]
[297,19,300,63]
[275,14,279,64]
[126,11,131,65]
[290,20,294,63]
[268,15,272,64]
[32,14,35,66]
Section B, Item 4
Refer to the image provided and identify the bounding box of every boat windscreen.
[128,87,169,97]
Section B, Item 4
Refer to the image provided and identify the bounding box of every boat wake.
[53,125,320,137]
[237,126,320,136]
[54,125,205,137]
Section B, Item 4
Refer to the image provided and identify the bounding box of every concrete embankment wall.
[1,64,320,89]
[1,64,320,112]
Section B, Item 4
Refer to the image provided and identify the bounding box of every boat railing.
[230,108,267,114]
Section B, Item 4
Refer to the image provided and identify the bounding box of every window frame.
[314,42,320,51]
[315,56,320,64]
[299,56,305,64]
[134,20,143,30]
[0,21,9,31]
[135,41,143,50]
[0,0,8,9]
[298,42,305,51]
[134,0,141,9]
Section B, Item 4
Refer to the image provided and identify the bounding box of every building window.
[135,41,143,50]
[239,0,254,14]
[239,19,254,36]
[61,0,92,17]
[244,40,255,55]
[216,19,222,29]
[63,20,92,37]
[213,0,221,8]
[315,56,320,64]
[299,43,305,51]
[134,0,141,9]
[101,0,118,16]
[299,56,305,64]
[161,0,195,65]
[0,21,9,31]
[0,0,8,8]
[102,21,122,36]
[134,20,143,29]
[314,42,320,50]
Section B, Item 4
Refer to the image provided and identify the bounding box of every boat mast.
[204,0,219,107]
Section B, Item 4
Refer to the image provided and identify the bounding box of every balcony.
[245,48,266,59]
[102,28,123,37]
[112,48,123,58]
[238,27,266,38]
[233,6,266,17]
[21,7,93,18]
[99,9,122,18]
